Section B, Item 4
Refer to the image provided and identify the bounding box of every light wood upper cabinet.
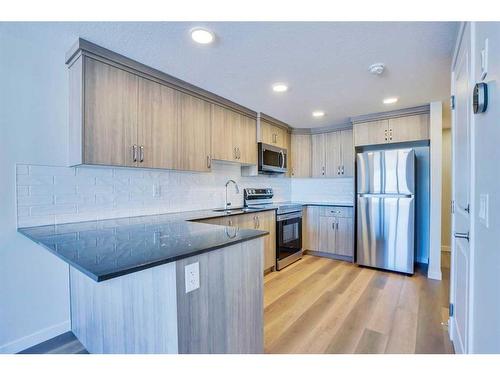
[353,119,388,146]
[260,120,289,149]
[353,114,429,147]
[83,58,139,167]
[290,134,312,178]
[340,129,354,177]
[311,129,353,178]
[311,133,326,177]
[178,93,212,172]
[212,105,257,165]
[138,79,179,170]
[388,114,430,143]
[234,114,258,165]
[324,132,342,177]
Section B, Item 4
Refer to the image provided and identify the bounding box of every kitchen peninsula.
[18,213,267,354]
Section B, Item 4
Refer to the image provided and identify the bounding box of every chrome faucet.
[225,179,240,210]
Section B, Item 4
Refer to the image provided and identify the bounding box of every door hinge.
[449,303,454,317]
[451,95,456,110]
[465,203,470,213]
[451,200,455,214]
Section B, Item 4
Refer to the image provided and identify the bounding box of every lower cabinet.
[196,210,276,273]
[303,205,354,260]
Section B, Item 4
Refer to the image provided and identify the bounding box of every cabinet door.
[257,211,276,271]
[275,127,289,149]
[290,134,312,178]
[388,114,429,143]
[335,217,354,257]
[84,58,138,167]
[311,134,326,177]
[318,216,336,254]
[236,115,258,165]
[138,79,179,169]
[353,120,388,146]
[304,206,320,251]
[260,120,287,148]
[211,104,235,162]
[340,129,354,177]
[324,131,342,177]
[178,93,212,172]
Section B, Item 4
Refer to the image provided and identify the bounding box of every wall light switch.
[185,262,200,293]
[479,193,489,228]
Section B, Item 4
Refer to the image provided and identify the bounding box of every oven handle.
[277,212,302,221]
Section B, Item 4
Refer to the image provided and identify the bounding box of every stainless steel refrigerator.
[356,148,417,274]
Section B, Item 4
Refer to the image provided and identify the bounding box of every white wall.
[0,28,72,353]
[469,22,500,353]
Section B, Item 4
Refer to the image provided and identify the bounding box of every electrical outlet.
[185,262,200,293]
[479,193,489,228]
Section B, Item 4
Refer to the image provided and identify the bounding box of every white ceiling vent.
[368,63,385,75]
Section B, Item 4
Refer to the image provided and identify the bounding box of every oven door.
[276,212,302,269]
[258,143,287,173]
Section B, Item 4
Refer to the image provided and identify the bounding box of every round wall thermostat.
[473,82,488,114]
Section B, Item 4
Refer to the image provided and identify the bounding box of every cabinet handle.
[341,166,344,175]
[132,145,138,162]
[257,216,260,228]
[336,222,339,230]
[332,222,335,230]
[207,155,211,169]
[322,166,325,176]
[337,166,340,175]
[228,219,233,226]
[238,147,241,160]
[139,146,144,163]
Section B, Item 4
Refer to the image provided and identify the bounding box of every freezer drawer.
[356,149,415,195]
[356,195,415,274]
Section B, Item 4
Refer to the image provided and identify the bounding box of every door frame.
[449,21,476,354]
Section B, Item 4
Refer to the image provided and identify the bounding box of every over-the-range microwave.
[258,142,288,174]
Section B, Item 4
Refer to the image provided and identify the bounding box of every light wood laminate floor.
[264,254,454,354]
[21,253,453,354]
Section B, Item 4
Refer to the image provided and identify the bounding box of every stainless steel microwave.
[258,142,287,174]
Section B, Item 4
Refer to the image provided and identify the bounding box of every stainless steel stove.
[244,188,303,270]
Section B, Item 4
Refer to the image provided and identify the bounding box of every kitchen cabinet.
[311,134,326,177]
[311,129,353,178]
[178,93,213,172]
[197,210,276,272]
[353,114,429,147]
[71,57,212,171]
[260,119,289,149]
[212,105,257,165]
[303,205,354,259]
[388,114,429,143]
[82,58,139,167]
[303,206,320,251]
[290,134,312,178]
[138,78,179,170]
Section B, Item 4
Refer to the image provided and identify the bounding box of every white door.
[450,24,472,354]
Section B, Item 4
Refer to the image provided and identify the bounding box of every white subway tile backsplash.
[30,204,77,216]
[17,174,53,186]
[16,161,354,228]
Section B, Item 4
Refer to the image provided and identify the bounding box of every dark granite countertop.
[18,215,267,282]
[17,201,353,282]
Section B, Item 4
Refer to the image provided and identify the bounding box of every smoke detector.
[368,63,385,75]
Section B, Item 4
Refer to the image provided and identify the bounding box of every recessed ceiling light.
[272,83,288,93]
[312,111,325,118]
[383,97,398,104]
[190,28,215,44]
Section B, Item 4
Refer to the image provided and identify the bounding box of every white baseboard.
[441,245,451,252]
[427,268,442,280]
[0,320,70,354]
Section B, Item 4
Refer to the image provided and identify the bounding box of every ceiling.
[1,22,459,128]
